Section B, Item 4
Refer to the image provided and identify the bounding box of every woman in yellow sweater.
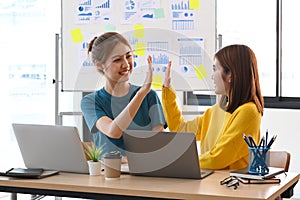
[162,44,264,170]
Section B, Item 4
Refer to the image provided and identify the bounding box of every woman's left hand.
[163,60,172,88]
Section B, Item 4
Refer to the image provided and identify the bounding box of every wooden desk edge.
[0,171,299,200]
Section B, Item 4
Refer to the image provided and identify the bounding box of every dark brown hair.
[214,44,264,115]
[87,32,132,71]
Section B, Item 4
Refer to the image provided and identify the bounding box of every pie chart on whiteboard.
[125,0,135,10]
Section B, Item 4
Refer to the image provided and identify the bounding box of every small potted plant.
[85,143,104,176]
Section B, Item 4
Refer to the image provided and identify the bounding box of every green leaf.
[85,143,105,162]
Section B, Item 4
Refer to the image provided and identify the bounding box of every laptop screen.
[12,123,89,174]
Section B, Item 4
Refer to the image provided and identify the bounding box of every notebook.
[236,176,281,184]
[12,123,89,174]
[123,130,214,179]
[0,167,59,179]
[230,167,285,180]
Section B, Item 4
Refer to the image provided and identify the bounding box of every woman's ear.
[226,72,232,83]
[95,60,104,73]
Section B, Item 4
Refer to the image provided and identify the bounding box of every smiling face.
[212,58,231,96]
[98,42,134,84]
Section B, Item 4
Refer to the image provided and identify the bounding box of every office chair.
[269,151,295,200]
[269,150,291,172]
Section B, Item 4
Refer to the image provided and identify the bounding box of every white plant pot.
[87,160,102,176]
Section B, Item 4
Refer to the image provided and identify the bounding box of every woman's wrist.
[136,89,147,99]
[162,84,170,88]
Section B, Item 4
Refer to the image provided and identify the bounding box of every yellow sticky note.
[104,24,116,32]
[134,42,146,56]
[134,24,145,38]
[152,75,163,89]
[70,28,84,43]
[194,65,208,80]
[190,0,200,9]
[154,8,165,19]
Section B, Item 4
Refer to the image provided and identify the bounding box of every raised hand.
[140,55,153,95]
[163,60,172,88]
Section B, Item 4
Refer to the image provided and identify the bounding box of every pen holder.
[248,147,270,175]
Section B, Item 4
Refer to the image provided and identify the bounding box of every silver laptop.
[123,130,214,179]
[12,123,89,174]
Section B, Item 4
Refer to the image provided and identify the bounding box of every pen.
[243,134,252,147]
[265,129,268,148]
[5,168,14,174]
[248,135,257,148]
[266,135,277,149]
[258,136,265,148]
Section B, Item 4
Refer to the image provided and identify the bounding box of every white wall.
[261,108,300,198]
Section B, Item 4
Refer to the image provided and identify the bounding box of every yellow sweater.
[162,86,261,170]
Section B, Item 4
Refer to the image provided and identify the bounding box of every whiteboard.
[61,0,216,92]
